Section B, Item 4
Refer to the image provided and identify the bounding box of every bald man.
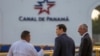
[78,24,92,56]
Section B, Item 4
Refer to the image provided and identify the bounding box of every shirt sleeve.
[80,38,89,56]
[29,44,44,56]
[53,38,61,56]
[38,49,44,56]
[7,45,13,56]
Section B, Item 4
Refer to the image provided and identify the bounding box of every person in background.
[53,24,75,56]
[78,24,92,56]
[7,30,44,56]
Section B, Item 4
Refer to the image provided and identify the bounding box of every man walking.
[78,24,92,56]
[53,24,75,56]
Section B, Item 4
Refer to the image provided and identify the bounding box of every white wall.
[0,0,100,46]
[0,1,2,44]
[0,10,1,44]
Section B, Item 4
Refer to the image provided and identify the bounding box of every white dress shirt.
[7,40,44,56]
[82,32,88,37]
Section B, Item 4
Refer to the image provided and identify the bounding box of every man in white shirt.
[7,30,44,56]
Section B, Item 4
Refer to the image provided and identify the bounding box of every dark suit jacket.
[53,34,75,56]
[79,33,92,56]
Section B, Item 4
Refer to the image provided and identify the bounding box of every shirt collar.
[57,32,66,37]
[82,32,88,37]
[20,39,28,43]
[60,32,66,36]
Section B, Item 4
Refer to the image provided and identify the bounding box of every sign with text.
[0,0,92,46]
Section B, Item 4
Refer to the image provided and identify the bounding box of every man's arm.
[37,49,44,56]
[29,44,44,56]
[80,38,88,56]
[7,46,13,56]
[53,38,61,56]
[73,43,75,56]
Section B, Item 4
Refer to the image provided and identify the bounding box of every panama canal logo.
[34,0,55,15]
[19,0,69,22]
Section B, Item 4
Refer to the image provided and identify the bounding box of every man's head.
[21,30,30,42]
[78,24,88,36]
[56,24,67,36]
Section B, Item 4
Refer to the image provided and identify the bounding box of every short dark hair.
[21,30,30,39]
[57,24,67,32]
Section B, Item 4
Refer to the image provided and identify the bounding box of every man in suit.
[78,24,92,56]
[53,24,75,56]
